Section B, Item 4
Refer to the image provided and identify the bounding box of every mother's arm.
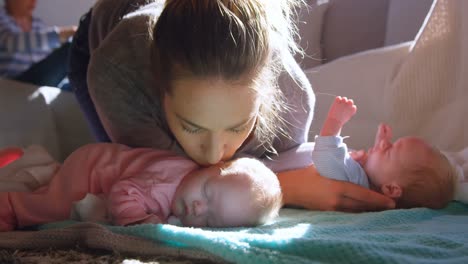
[270,54,394,212]
[277,164,395,211]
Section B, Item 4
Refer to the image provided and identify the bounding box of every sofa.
[1,1,468,263]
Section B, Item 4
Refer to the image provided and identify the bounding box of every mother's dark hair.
[150,0,303,151]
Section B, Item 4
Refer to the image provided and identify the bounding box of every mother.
[68,0,394,212]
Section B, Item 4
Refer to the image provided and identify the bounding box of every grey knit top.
[86,0,315,172]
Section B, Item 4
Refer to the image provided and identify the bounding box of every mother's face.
[164,78,259,166]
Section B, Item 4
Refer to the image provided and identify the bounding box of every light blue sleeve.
[312,136,369,188]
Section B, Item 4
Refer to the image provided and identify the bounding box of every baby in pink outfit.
[0,143,282,231]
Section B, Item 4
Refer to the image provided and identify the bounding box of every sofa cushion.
[39,86,96,161]
[295,0,330,69]
[0,79,94,161]
[321,0,389,62]
[384,0,433,46]
[0,79,61,160]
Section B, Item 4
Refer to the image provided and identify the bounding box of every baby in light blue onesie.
[313,135,370,188]
[312,96,458,209]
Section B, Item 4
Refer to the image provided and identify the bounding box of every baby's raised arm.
[320,96,357,137]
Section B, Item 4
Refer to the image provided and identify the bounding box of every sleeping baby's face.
[364,136,436,186]
[364,135,455,208]
[171,163,255,227]
[360,124,454,208]
[362,124,435,188]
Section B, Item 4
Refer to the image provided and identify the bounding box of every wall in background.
[1,0,95,26]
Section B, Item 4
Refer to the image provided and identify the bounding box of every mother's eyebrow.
[175,113,254,130]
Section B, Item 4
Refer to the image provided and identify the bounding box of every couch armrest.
[0,79,94,161]
[38,87,95,161]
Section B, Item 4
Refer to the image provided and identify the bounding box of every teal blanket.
[40,202,468,263]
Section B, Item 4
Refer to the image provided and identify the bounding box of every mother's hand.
[277,165,395,212]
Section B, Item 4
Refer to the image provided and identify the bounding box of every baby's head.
[364,136,456,209]
[171,157,282,227]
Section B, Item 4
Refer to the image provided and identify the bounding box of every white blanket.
[306,0,468,202]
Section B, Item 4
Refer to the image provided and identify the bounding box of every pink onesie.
[0,143,198,231]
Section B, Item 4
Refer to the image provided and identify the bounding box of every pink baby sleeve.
[107,178,165,226]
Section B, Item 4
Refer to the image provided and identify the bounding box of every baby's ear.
[349,150,367,166]
[381,183,402,198]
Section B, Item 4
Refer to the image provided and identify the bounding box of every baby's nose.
[192,200,208,216]
[378,139,392,150]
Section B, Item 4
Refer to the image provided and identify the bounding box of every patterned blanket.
[1,203,467,263]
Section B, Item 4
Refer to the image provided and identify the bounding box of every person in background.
[0,143,282,230]
[0,0,76,89]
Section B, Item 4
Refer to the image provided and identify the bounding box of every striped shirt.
[0,8,61,77]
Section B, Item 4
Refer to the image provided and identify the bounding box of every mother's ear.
[381,183,402,198]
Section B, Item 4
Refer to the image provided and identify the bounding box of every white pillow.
[306,42,412,150]
[294,0,330,69]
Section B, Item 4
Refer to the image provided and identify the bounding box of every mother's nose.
[203,134,226,165]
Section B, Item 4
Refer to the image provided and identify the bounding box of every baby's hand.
[327,96,357,126]
[349,149,368,167]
